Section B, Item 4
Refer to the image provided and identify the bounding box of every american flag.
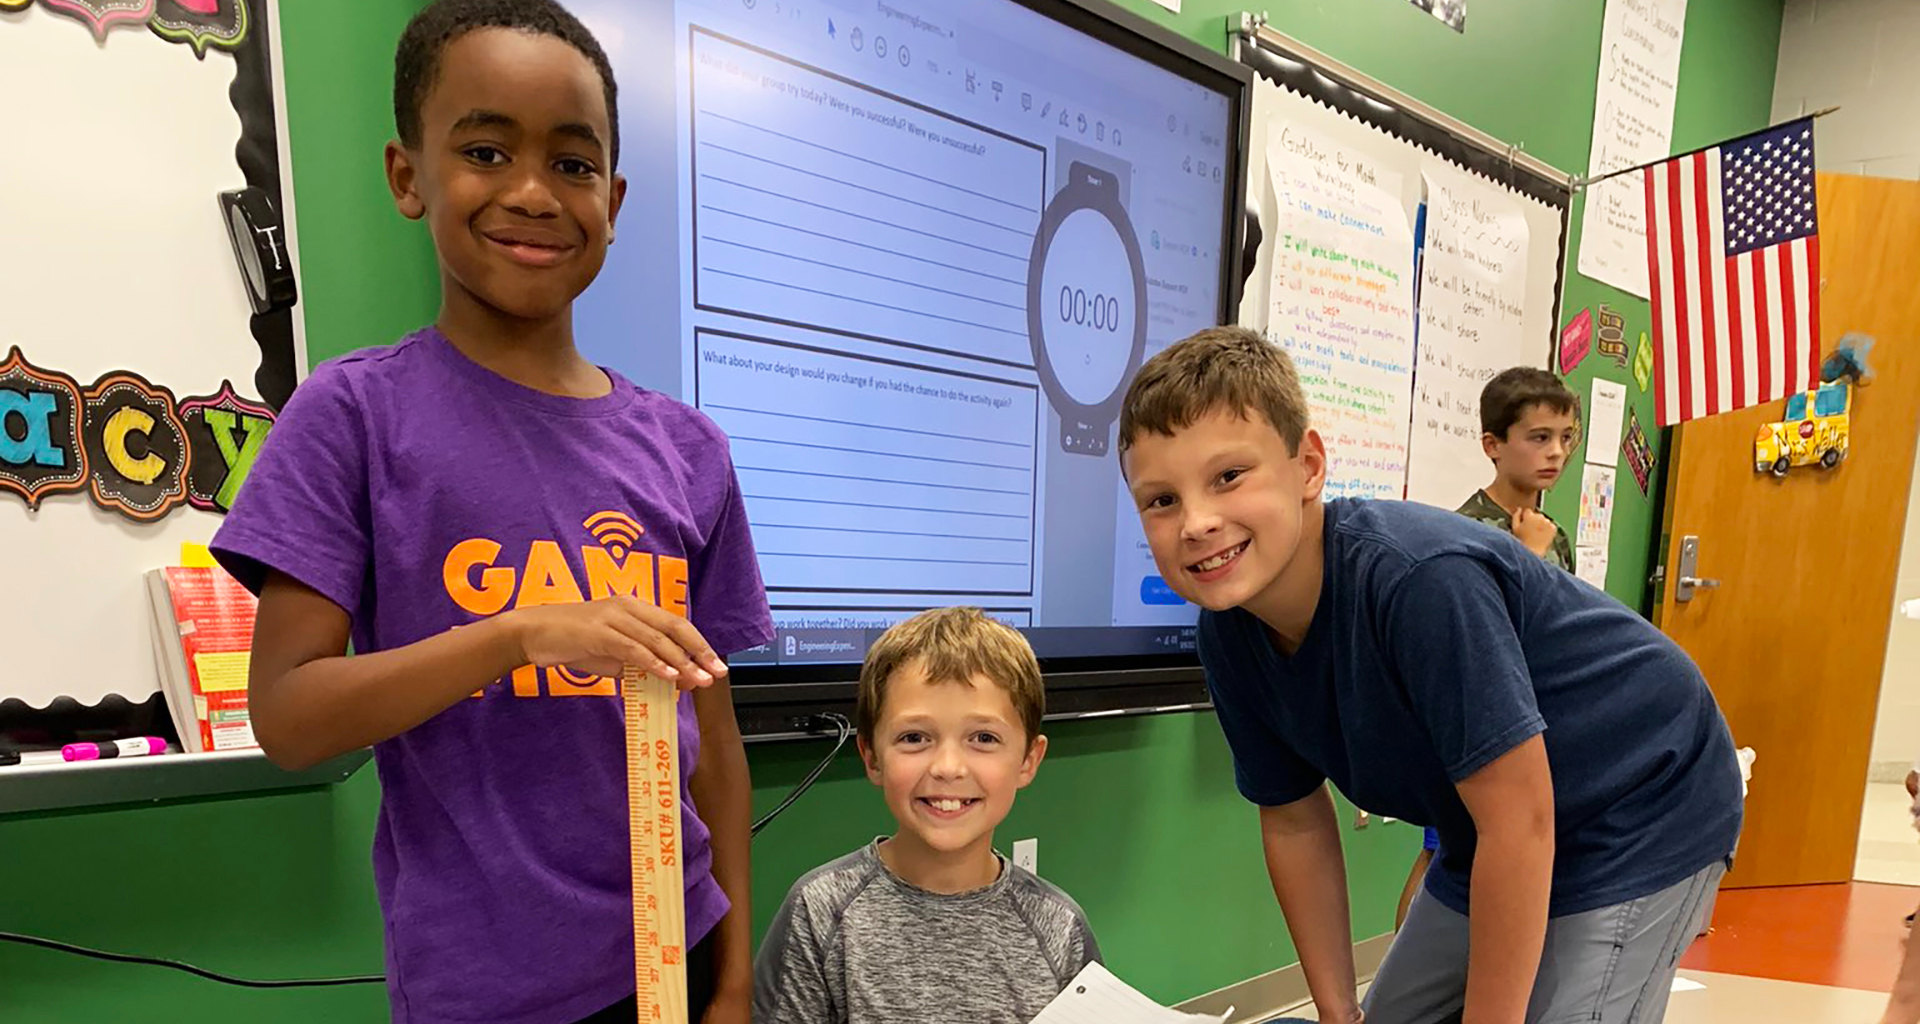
[1642,117,1821,427]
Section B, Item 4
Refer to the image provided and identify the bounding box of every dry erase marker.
[62,737,169,762]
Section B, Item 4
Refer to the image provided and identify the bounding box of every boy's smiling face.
[386,27,625,323]
[1124,406,1326,613]
[860,661,1045,868]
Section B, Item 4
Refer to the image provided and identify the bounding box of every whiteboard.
[1234,28,1568,510]
[0,1,302,709]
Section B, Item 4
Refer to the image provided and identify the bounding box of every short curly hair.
[393,0,620,169]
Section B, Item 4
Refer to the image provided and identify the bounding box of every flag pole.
[1571,107,1840,191]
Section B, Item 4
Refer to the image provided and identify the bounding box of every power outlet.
[1012,837,1038,875]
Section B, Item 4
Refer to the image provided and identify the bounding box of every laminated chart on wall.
[0,0,303,713]
[1236,24,1571,509]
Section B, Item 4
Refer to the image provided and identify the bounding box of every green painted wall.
[1,717,1397,1020]
[1,1,1782,1020]
[280,0,443,361]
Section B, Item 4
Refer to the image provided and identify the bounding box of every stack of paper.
[1029,963,1232,1024]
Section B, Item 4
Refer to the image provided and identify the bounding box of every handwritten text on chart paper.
[1265,121,1417,502]
[1577,0,1687,297]
[1405,163,1532,507]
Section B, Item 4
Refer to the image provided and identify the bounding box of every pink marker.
[62,737,169,762]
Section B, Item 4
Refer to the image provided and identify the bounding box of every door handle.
[1674,536,1719,602]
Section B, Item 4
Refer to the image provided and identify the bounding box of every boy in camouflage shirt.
[1455,367,1579,572]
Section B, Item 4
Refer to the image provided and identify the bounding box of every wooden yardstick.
[623,666,687,1023]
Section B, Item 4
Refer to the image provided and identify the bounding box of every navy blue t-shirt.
[1198,498,1742,916]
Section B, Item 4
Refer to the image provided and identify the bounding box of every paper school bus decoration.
[0,348,275,520]
[1753,334,1874,478]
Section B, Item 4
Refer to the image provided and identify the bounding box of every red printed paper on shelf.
[158,566,258,752]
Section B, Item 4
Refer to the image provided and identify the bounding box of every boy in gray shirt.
[753,608,1099,1024]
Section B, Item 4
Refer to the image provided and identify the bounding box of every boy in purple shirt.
[210,2,772,1022]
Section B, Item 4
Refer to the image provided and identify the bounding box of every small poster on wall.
[1559,308,1593,375]
[1586,378,1627,467]
[1633,330,1654,392]
[1595,304,1631,368]
[1622,410,1655,494]
[1575,545,1609,590]
[1579,465,1617,549]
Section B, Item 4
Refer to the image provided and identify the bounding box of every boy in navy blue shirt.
[1393,367,1582,931]
[1117,327,1740,1024]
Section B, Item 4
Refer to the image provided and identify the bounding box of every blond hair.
[1117,326,1309,454]
[857,607,1043,748]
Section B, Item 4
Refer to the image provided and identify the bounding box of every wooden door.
[1657,173,1920,888]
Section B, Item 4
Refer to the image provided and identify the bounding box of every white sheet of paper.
[1406,162,1533,508]
[1576,0,1687,297]
[1671,976,1707,993]
[1265,120,1417,501]
[1586,378,1628,466]
[1029,962,1231,1024]
[1576,543,1609,589]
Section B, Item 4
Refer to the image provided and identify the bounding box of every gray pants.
[1362,859,1728,1024]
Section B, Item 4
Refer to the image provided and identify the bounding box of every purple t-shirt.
[212,328,773,1024]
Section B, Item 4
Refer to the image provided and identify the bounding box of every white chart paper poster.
[1407,162,1532,507]
[1265,122,1418,501]
[1577,0,1687,298]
